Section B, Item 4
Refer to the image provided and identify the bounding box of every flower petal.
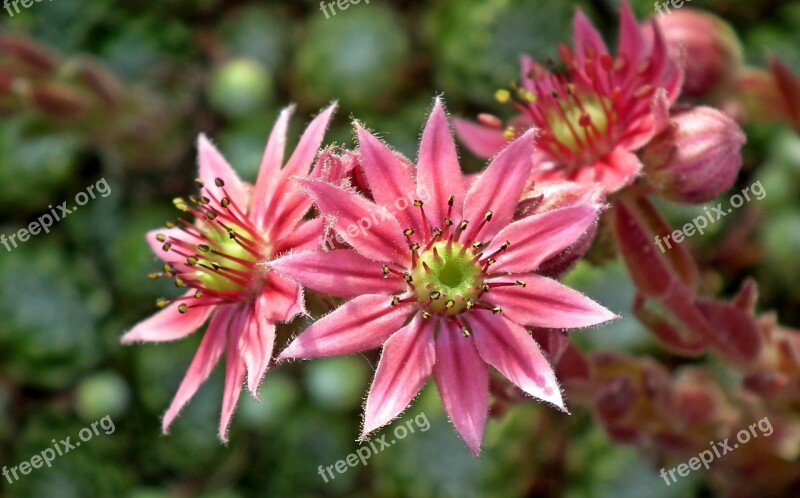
[469,311,565,410]
[297,178,410,265]
[616,0,644,78]
[262,272,305,323]
[197,134,247,208]
[239,293,277,397]
[462,129,535,241]
[121,292,212,344]
[484,273,618,328]
[145,227,196,261]
[356,124,421,233]
[162,305,234,433]
[361,315,435,437]
[433,319,488,455]
[573,8,608,67]
[417,98,466,225]
[274,217,325,254]
[220,315,246,442]
[269,249,406,298]
[278,295,413,359]
[250,106,293,228]
[453,117,508,159]
[595,149,641,193]
[486,204,602,274]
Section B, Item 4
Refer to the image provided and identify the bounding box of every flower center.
[149,177,269,313]
[547,94,611,155]
[410,240,483,315]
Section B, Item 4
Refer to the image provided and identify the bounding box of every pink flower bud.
[652,9,743,98]
[641,106,745,204]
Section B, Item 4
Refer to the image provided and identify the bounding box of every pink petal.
[267,104,338,239]
[433,319,488,455]
[361,315,435,437]
[297,178,410,265]
[220,314,246,442]
[462,129,535,241]
[197,134,248,208]
[162,305,235,433]
[251,106,293,228]
[572,8,608,66]
[417,98,466,225]
[262,272,305,323]
[238,293,277,397]
[452,117,508,159]
[268,249,406,298]
[356,124,421,234]
[616,0,644,78]
[486,204,602,274]
[274,218,325,254]
[468,311,565,410]
[595,149,641,193]
[121,292,212,344]
[484,273,618,328]
[278,295,413,359]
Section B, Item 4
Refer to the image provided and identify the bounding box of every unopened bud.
[651,9,743,98]
[642,107,745,204]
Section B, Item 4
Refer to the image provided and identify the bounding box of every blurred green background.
[1,0,798,497]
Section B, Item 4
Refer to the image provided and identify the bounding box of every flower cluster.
[123,2,798,476]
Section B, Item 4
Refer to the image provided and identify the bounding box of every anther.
[484,211,493,222]
[445,299,455,308]
[162,242,172,252]
[422,311,431,320]
[413,200,424,208]
[165,221,176,229]
[403,228,414,237]
[174,278,186,288]
[197,244,210,252]
[516,280,526,288]
[205,211,217,221]
[495,89,510,103]
[147,272,159,280]
[409,243,420,251]
[492,306,502,315]
[156,298,169,308]
[156,234,167,242]
[447,195,454,206]
[214,178,225,187]
[177,303,188,314]
[382,265,390,277]
[186,256,199,266]
[221,197,231,208]
[403,273,413,283]
[462,327,471,337]
[194,290,204,299]
[391,296,400,306]
[429,291,441,300]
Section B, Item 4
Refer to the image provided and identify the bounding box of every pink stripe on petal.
[269,249,405,298]
[486,204,601,274]
[239,294,277,397]
[298,178,410,265]
[469,311,565,410]
[417,99,466,225]
[453,117,507,159]
[121,292,212,344]
[251,106,293,228]
[220,314,246,443]
[197,134,247,208]
[278,295,413,359]
[433,320,488,455]
[162,305,235,433]
[463,129,535,242]
[361,315,435,437]
[356,124,421,234]
[484,273,618,329]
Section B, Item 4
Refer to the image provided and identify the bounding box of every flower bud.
[642,106,745,204]
[652,9,743,98]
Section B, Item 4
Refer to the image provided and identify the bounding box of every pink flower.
[270,99,617,454]
[122,104,336,441]
[454,1,682,193]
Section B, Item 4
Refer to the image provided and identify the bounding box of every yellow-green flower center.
[411,240,483,315]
